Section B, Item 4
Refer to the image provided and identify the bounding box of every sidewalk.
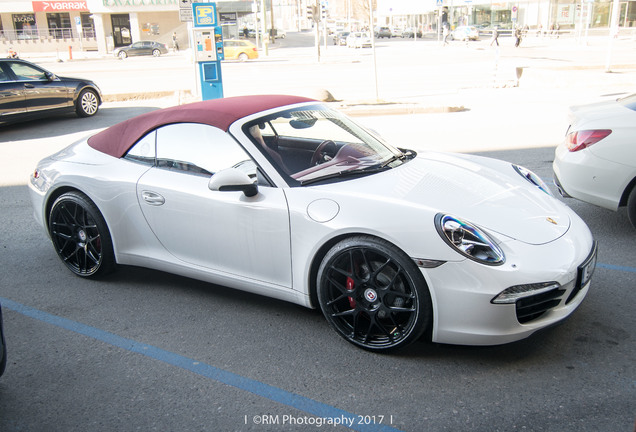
[15,33,636,116]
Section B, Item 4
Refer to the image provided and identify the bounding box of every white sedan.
[553,94,636,228]
[29,95,596,352]
[346,32,372,48]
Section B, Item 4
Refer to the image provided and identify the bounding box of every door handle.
[141,191,165,206]
[24,83,35,88]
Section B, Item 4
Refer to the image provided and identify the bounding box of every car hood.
[328,152,570,245]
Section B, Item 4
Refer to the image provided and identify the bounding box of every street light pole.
[368,0,379,101]
[605,0,620,72]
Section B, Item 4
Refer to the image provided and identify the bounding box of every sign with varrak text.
[32,1,89,11]
[192,2,217,27]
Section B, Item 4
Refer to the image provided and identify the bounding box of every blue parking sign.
[193,2,217,27]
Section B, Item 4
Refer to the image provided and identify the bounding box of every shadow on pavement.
[0,105,161,142]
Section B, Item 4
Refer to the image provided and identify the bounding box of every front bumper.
[422,219,596,346]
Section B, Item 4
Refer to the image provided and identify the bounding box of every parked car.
[222,39,258,61]
[402,27,422,38]
[392,27,404,37]
[0,303,5,377]
[29,95,597,352]
[0,58,101,125]
[376,26,392,38]
[273,28,286,39]
[113,41,168,59]
[451,25,480,41]
[553,93,636,228]
[346,32,372,48]
[333,31,350,46]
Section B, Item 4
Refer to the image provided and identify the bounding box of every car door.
[5,61,71,113]
[0,62,27,117]
[128,41,146,56]
[222,41,237,59]
[132,123,293,288]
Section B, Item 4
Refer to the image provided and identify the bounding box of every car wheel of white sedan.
[628,187,636,228]
[48,191,115,278]
[317,236,432,351]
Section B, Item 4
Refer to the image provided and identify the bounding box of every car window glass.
[156,123,254,176]
[618,94,636,111]
[0,67,10,82]
[7,62,47,81]
[125,130,156,165]
[244,104,402,185]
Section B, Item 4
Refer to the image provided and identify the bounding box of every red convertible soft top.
[87,94,315,158]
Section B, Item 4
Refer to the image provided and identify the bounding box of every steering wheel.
[310,140,338,166]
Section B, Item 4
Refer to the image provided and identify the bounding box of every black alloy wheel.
[48,191,115,277]
[317,236,431,352]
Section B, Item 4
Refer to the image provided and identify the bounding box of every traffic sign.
[192,2,217,28]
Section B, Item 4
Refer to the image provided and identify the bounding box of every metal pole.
[369,0,379,101]
[605,0,620,72]
[261,0,268,55]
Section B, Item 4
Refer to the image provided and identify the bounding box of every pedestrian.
[514,26,522,47]
[490,26,499,46]
[243,25,249,38]
[442,22,450,45]
[6,47,18,58]
[172,32,179,52]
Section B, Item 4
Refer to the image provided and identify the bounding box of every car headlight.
[512,164,553,196]
[435,214,505,265]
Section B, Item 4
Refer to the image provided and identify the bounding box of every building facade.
[0,0,633,56]
[376,0,636,32]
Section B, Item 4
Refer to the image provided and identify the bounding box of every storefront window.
[81,13,96,38]
[47,13,72,39]
[13,14,37,38]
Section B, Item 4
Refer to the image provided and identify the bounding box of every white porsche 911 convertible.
[29,95,597,351]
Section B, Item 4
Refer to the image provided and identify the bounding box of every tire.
[238,52,248,62]
[627,186,636,229]
[317,236,432,352]
[75,89,99,117]
[152,49,161,57]
[48,191,115,278]
[118,51,127,59]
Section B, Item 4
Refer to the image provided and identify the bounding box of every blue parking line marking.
[596,263,636,273]
[0,296,403,432]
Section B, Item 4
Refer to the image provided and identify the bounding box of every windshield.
[618,93,636,111]
[242,104,410,186]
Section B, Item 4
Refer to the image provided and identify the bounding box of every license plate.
[577,241,598,289]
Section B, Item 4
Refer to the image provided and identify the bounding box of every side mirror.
[45,71,56,81]
[208,168,258,197]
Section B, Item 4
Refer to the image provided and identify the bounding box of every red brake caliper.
[346,277,356,308]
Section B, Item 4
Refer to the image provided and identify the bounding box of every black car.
[0,303,6,377]
[0,58,101,125]
[113,41,168,59]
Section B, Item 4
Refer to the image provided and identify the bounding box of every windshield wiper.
[300,164,391,186]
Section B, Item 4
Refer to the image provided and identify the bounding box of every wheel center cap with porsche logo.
[364,288,378,302]
[78,229,87,242]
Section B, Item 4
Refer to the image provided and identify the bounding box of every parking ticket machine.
[192,3,224,100]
